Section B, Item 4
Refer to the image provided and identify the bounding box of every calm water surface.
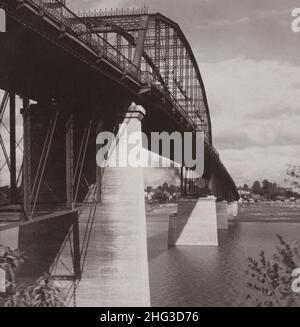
[146,211,300,307]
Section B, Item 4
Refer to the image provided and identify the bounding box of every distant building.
[238,189,251,196]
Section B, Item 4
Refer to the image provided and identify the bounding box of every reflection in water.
[147,213,300,307]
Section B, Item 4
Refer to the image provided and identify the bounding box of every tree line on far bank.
[239,179,300,201]
[145,183,180,203]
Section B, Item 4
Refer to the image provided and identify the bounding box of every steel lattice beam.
[73,11,212,143]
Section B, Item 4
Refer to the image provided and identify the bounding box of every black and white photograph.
[1,0,300,316]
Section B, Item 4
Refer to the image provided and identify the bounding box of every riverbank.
[146,201,300,223]
[238,202,300,222]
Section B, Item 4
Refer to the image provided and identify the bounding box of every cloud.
[201,58,300,119]
[196,9,288,30]
[144,167,180,188]
[68,0,139,12]
[199,57,300,184]
[200,58,300,128]
[220,145,300,186]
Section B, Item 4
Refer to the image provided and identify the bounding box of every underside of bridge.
[0,0,239,307]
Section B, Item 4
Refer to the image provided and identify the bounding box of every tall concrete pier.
[168,197,218,246]
[75,105,150,307]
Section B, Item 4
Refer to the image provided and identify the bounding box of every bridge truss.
[0,0,239,220]
[74,8,213,143]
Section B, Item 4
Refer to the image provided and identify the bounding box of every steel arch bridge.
[0,0,240,307]
[0,0,239,215]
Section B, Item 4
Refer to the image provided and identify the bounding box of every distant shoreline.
[146,201,300,223]
[238,202,300,223]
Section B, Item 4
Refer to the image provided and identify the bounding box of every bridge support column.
[22,97,31,219]
[232,201,238,218]
[10,91,17,204]
[168,196,218,246]
[216,201,230,230]
[227,201,239,226]
[76,104,150,307]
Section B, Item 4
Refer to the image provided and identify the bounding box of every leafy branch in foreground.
[0,245,24,296]
[3,275,65,307]
[246,235,300,307]
[0,245,65,307]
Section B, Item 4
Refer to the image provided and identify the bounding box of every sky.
[1,0,300,188]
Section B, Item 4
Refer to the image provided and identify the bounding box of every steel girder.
[72,11,213,145]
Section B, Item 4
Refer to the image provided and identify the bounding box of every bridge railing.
[77,6,148,17]
[29,0,143,81]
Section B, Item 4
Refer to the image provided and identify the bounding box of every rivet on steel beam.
[121,74,128,82]
[39,10,45,18]
[96,55,103,64]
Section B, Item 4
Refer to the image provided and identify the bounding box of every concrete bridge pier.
[168,196,218,246]
[227,201,239,226]
[168,197,238,247]
[217,200,240,229]
[75,103,150,307]
[232,201,239,217]
[216,201,230,230]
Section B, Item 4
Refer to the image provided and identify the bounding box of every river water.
[146,210,300,307]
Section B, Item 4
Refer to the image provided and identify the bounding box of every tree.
[0,245,64,307]
[252,181,262,195]
[162,182,169,192]
[262,179,273,199]
[243,184,249,191]
[152,188,169,203]
[246,235,300,307]
[287,164,300,191]
[169,184,178,195]
[3,274,65,307]
[145,186,153,194]
[0,245,24,297]
[262,179,270,192]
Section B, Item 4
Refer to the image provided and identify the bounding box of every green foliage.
[152,188,169,203]
[240,178,299,200]
[0,245,64,307]
[0,245,24,295]
[3,275,65,307]
[243,184,249,191]
[287,164,300,191]
[246,235,300,307]
[145,183,179,203]
[29,275,64,307]
[252,181,262,195]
